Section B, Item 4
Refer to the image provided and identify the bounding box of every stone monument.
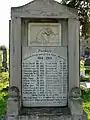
[7,0,88,119]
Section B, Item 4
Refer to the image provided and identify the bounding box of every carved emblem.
[36,28,57,44]
[70,87,81,99]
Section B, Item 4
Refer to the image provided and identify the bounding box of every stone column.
[68,18,80,91]
[68,18,80,107]
[10,17,21,95]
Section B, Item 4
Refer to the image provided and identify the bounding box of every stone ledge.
[7,112,88,120]
[19,107,70,115]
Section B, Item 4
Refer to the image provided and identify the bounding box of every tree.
[61,0,90,39]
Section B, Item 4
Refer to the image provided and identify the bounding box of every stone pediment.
[11,0,78,18]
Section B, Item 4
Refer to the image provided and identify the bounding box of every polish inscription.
[22,48,67,107]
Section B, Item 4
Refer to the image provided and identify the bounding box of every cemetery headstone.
[0,47,7,72]
[7,0,88,119]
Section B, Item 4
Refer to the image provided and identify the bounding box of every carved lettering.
[22,48,67,107]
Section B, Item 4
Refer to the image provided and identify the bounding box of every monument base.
[7,108,87,120]
[7,87,88,120]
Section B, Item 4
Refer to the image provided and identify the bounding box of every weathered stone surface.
[7,114,88,120]
[22,47,67,107]
[7,0,88,119]
[7,86,20,116]
[71,113,88,120]
[19,107,70,115]
[7,97,19,116]
[8,86,19,97]
[70,87,81,98]
[70,99,83,115]
[69,87,83,115]
[11,0,78,18]
[7,115,18,120]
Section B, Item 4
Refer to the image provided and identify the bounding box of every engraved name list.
[22,48,67,107]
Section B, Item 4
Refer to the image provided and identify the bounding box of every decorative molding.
[11,0,78,18]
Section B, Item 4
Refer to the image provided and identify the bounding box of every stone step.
[8,114,87,120]
[7,107,88,120]
[18,115,71,120]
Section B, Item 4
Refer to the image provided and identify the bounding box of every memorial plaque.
[22,47,67,107]
[28,23,61,46]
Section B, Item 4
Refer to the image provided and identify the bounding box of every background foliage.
[0,72,9,119]
[0,46,9,119]
[61,0,90,39]
[80,85,90,119]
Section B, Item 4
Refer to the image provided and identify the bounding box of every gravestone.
[0,47,7,71]
[7,0,88,119]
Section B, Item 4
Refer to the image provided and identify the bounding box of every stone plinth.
[7,108,87,120]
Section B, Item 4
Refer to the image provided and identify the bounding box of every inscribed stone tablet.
[22,47,67,107]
